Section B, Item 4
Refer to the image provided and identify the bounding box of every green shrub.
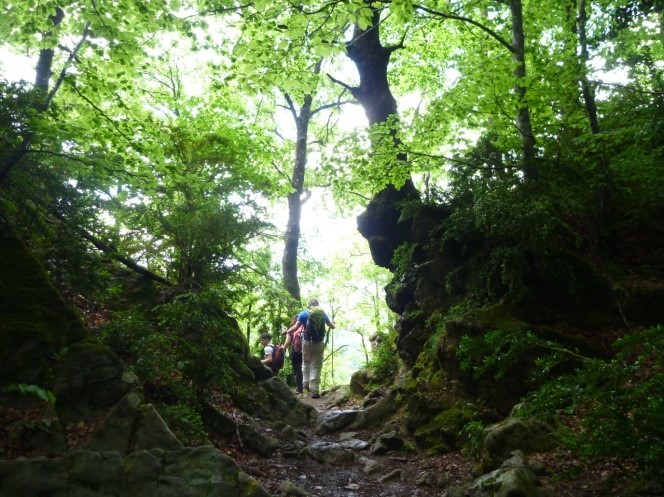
[460,420,486,456]
[155,287,249,394]
[99,287,251,406]
[522,326,663,482]
[158,403,208,446]
[457,324,663,481]
[368,328,400,383]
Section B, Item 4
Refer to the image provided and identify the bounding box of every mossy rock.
[52,339,135,423]
[0,226,90,387]
[1,225,135,424]
[413,403,476,452]
[481,417,555,471]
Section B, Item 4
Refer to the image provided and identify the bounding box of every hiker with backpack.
[282,314,304,395]
[260,332,285,375]
[285,299,335,398]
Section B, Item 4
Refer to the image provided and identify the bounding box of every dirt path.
[238,393,474,497]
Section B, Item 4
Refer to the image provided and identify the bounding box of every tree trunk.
[347,6,420,270]
[509,0,538,182]
[1,10,90,188]
[577,0,600,135]
[576,0,610,219]
[36,7,65,92]
[346,11,399,128]
[281,91,314,303]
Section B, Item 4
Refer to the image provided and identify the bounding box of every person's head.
[260,332,271,345]
[289,314,299,326]
[307,299,319,308]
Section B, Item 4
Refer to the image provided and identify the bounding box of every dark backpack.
[292,327,303,353]
[305,306,326,342]
[271,344,285,372]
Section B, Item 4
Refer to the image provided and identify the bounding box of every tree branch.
[0,20,92,186]
[66,81,138,148]
[413,4,514,53]
[327,74,361,99]
[50,210,172,286]
[271,159,291,182]
[283,92,299,121]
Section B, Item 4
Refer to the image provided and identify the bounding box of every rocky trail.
[0,380,649,497]
[222,384,646,497]
[231,388,472,497]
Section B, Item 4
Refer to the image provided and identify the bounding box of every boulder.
[482,417,554,471]
[316,410,360,435]
[0,446,270,497]
[351,391,398,430]
[465,467,553,497]
[261,377,317,426]
[82,391,182,454]
[323,385,352,407]
[303,439,368,465]
[350,369,378,396]
[370,430,404,455]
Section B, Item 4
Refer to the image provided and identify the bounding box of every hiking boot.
[311,392,320,399]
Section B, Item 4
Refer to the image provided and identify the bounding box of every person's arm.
[325,315,335,329]
[285,312,306,334]
[261,346,274,365]
[283,332,293,350]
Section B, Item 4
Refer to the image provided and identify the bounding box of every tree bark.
[346,11,399,128]
[509,0,538,182]
[281,91,313,302]
[577,0,600,135]
[0,13,90,188]
[346,6,420,270]
[36,7,65,92]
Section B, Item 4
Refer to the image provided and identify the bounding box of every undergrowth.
[457,324,664,483]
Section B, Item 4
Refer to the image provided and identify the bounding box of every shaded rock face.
[82,391,183,454]
[0,226,136,421]
[261,377,318,426]
[0,229,101,387]
[357,193,664,416]
[0,447,270,497]
[356,182,419,271]
[0,226,271,496]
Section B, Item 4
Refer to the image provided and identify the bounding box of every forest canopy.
[1,0,662,488]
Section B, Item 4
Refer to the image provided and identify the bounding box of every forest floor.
[215,391,646,497]
[0,388,651,496]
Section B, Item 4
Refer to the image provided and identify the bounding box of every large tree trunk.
[281,87,316,302]
[509,0,538,182]
[346,7,419,270]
